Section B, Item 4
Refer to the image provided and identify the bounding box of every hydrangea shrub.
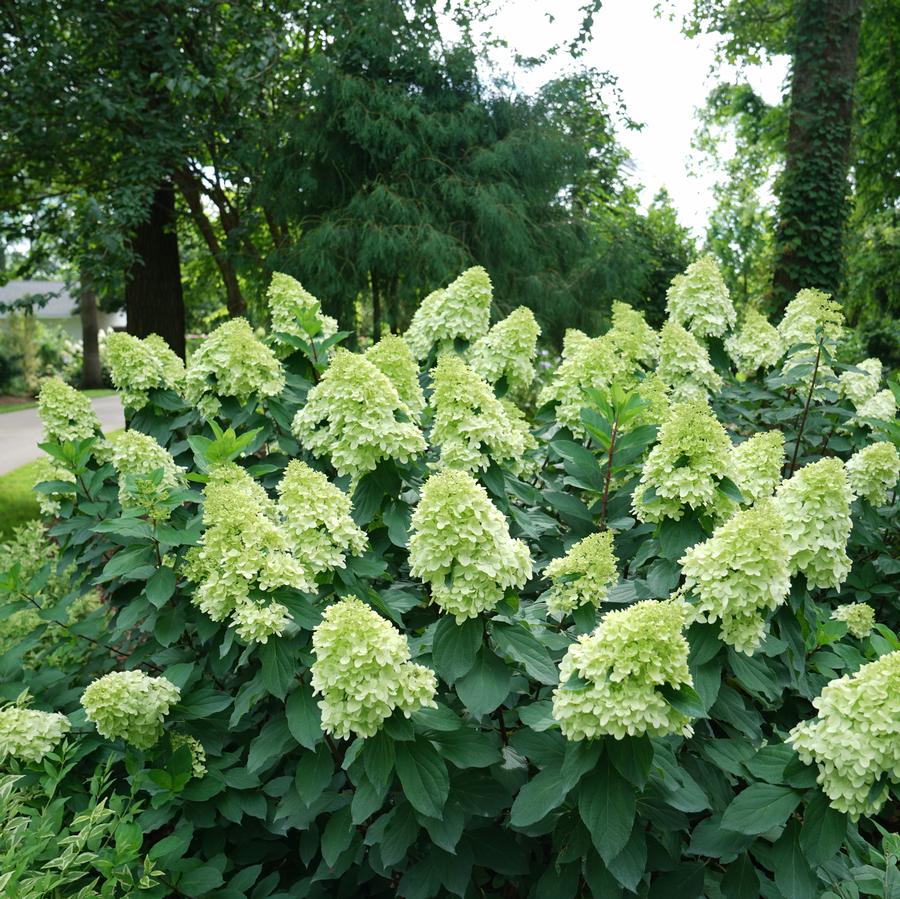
[0,265,897,898]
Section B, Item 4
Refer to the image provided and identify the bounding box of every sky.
[481,0,789,237]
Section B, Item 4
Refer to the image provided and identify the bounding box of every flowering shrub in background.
[0,262,897,898]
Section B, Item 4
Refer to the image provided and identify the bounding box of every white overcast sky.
[477,0,790,237]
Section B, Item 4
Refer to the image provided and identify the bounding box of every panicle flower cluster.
[775,458,852,589]
[561,328,592,360]
[37,377,102,445]
[108,430,186,516]
[185,318,285,418]
[545,531,618,617]
[680,500,790,654]
[726,308,784,376]
[788,651,900,818]
[854,388,897,427]
[469,306,541,395]
[292,349,425,484]
[182,463,304,642]
[831,603,876,639]
[31,456,75,517]
[171,734,207,779]
[81,671,180,750]
[778,288,845,348]
[267,272,338,353]
[845,442,899,506]
[104,332,185,409]
[665,255,736,338]
[839,358,882,407]
[728,431,785,505]
[0,706,70,763]
[276,460,367,574]
[606,301,659,367]
[552,599,694,740]
[311,596,437,739]
[364,334,425,415]
[657,320,722,402]
[429,353,530,473]
[633,400,732,522]
[404,267,492,359]
[408,469,532,621]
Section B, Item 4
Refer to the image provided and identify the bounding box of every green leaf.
[96,545,157,583]
[295,744,334,807]
[607,734,654,789]
[321,805,354,866]
[259,639,297,699]
[578,757,635,863]
[363,730,395,790]
[721,853,759,899]
[716,476,745,504]
[428,727,501,769]
[657,514,706,562]
[584,854,623,899]
[247,716,294,773]
[178,866,225,897]
[285,684,322,750]
[648,862,705,898]
[372,803,419,867]
[721,784,801,835]
[146,566,177,608]
[606,826,646,892]
[659,682,706,718]
[176,685,232,719]
[491,622,558,685]
[772,819,817,899]
[394,738,449,819]
[509,766,568,828]
[431,616,482,683]
[799,792,846,866]
[455,648,512,718]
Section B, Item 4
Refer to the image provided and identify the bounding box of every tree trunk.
[125,181,186,358]
[772,0,863,312]
[371,272,382,343]
[79,276,103,389]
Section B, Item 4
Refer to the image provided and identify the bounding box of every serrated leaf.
[578,757,635,864]
[394,738,449,819]
[721,783,801,835]
[491,622,558,685]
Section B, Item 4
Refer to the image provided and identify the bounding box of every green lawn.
[0,387,116,415]
[0,459,42,540]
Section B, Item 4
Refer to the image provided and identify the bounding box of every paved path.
[0,395,124,475]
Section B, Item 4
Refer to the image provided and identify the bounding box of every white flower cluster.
[267,272,338,354]
[778,288,845,349]
[726,308,784,376]
[831,603,875,639]
[665,255,736,339]
[292,348,425,484]
[775,458,852,589]
[404,266,492,359]
[37,378,103,445]
[606,301,659,368]
[544,531,618,617]
[108,430,186,517]
[838,358,882,408]
[81,670,180,750]
[311,596,437,739]
[0,706,70,763]
[854,389,898,429]
[408,469,532,621]
[31,456,76,517]
[728,431,785,505]
[633,400,732,522]
[185,318,285,418]
[845,442,900,506]
[104,331,185,409]
[365,334,425,415]
[552,599,694,740]
[469,306,541,395]
[657,320,722,403]
[788,651,900,818]
[680,500,790,654]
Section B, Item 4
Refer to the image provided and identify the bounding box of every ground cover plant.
[0,261,898,898]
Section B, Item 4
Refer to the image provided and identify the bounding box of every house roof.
[0,280,76,317]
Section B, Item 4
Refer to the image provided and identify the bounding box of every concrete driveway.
[0,394,124,475]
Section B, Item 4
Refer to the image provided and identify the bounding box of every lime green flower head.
[408,469,532,622]
[607,301,659,367]
[311,596,437,739]
[839,357,882,407]
[633,400,732,523]
[831,602,876,639]
[185,318,285,418]
[728,430,785,505]
[109,430,186,516]
[681,500,790,654]
[561,328,592,360]
[292,348,425,484]
[31,456,75,517]
[552,599,694,741]
[545,530,618,618]
[0,706,70,763]
[405,266,492,360]
[726,308,784,376]
[277,460,367,575]
[267,272,338,354]
[170,733,207,779]
[183,463,309,639]
[845,441,899,506]
[364,334,425,415]
[778,288,844,348]
[657,319,722,403]
[104,331,185,409]
[665,255,736,339]
[469,306,541,395]
[37,377,103,445]
[854,388,897,428]
[429,353,530,473]
[788,651,900,818]
[81,670,180,750]
[775,458,852,590]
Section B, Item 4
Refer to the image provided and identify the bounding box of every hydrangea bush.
[0,264,897,898]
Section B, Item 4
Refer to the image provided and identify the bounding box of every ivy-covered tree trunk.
[79,274,103,389]
[125,181,186,359]
[772,0,863,312]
